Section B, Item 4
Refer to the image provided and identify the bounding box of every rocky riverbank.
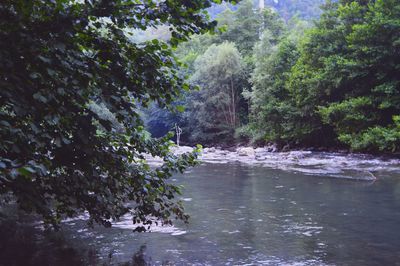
[145,145,400,181]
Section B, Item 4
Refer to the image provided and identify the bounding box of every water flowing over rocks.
[237,147,256,157]
[151,146,400,181]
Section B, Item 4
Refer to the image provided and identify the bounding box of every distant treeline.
[143,0,400,153]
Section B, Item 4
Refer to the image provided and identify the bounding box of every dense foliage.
[246,31,303,144]
[143,0,287,145]
[142,0,398,153]
[189,42,244,143]
[315,0,400,152]
[248,0,400,152]
[0,0,237,229]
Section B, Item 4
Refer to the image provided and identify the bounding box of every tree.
[288,0,400,152]
[189,42,244,144]
[216,0,285,60]
[317,0,400,152]
[0,0,232,230]
[246,28,305,145]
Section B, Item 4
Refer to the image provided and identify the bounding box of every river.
[58,156,400,265]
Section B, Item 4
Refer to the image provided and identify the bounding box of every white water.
[147,146,400,181]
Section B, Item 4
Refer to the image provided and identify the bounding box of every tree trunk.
[231,77,236,128]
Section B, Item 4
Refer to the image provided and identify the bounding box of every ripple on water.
[181,197,192,202]
[282,222,323,237]
[239,253,331,266]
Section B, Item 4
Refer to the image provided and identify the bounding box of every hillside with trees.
[144,0,400,153]
[248,0,400,152]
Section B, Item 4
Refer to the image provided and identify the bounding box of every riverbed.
[58,155,400,265]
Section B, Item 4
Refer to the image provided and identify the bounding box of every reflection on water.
[57,163,400,265]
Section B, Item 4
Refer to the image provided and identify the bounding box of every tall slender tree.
[189,42,244,144]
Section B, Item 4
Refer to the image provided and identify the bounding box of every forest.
[1,1,400,265]
[143,0,400,153]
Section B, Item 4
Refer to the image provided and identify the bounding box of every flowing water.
[60,160,400,265]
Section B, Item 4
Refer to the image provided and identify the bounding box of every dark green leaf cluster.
[0,0,223,229]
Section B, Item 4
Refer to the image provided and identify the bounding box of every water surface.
[62,162,400,265]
